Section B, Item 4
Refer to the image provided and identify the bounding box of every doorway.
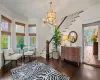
[82,21,100,66]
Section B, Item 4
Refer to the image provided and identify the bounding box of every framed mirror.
[68,31,78,43]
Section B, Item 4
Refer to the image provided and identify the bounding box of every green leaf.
[52,26,61,51]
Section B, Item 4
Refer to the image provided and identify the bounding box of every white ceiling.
[0,0,100,19]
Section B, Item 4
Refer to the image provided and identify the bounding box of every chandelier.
[44,2,56,25]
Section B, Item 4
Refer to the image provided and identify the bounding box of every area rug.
[11,60,69,80]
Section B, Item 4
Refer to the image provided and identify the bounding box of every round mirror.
[68,31,78,43]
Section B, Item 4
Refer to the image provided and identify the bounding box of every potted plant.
[91,35,97,42]
[17,39,25,50]
[20,43,25,50]
[52,26,61,59]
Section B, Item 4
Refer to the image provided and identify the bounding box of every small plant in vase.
[17,39,25,50]
[52,26,61,59]
[20,43,25,50]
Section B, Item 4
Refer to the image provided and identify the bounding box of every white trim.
[98,25,100,60]
[82,21,100,63]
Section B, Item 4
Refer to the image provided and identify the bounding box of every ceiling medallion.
[44,2,56,25]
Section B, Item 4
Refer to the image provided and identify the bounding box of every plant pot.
[21,47,23,50]
[53,51,59,59]
[49,52,53,58]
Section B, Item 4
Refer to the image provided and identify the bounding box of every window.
[30,36,36,46]
[1,15,12,49]
[1,20,9,31]
[29,27,36,33]
[16,25,24,33]
[16,36,24,48]
[1,35,8,49]
[28,24,36,46]
[15,22,25,48]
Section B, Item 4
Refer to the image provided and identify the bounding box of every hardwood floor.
[84,46,100,66]
[0,57,100,80]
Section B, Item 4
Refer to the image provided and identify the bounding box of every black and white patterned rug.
[11,61,69,80]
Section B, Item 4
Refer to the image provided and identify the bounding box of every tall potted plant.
[52,26,61,59]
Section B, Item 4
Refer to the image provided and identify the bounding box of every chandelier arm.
[50,2,52,10]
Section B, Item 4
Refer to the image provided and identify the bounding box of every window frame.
[28,24,36,46]
[15,22,25,48]
[15,22,25,36]
[30,36,36,46]
[1,15,12,49]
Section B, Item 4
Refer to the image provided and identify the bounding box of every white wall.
[61,4,100,62]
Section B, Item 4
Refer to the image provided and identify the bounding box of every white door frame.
[82,21,100,62]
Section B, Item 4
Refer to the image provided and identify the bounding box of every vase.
[52,51,59,59]
[21,47,23,50]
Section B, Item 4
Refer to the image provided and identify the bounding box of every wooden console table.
[61,46,80,66]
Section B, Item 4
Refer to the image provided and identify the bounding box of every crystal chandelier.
[44,2,56,25]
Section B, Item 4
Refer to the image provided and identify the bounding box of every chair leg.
[15,60,17,66]
[11,61,12,68]
[21,57,22,63]
[24,56,25,63]
[34,54,36,60]
[29,56,31,61]
[4,60,5,66]
[31,55,33,61]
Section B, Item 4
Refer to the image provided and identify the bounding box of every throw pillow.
[9,53,15,56]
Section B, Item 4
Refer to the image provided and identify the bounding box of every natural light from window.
[29,27,36,33]
[1,18,11,49]
[29,25,36,46]
[16,25,24,33]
